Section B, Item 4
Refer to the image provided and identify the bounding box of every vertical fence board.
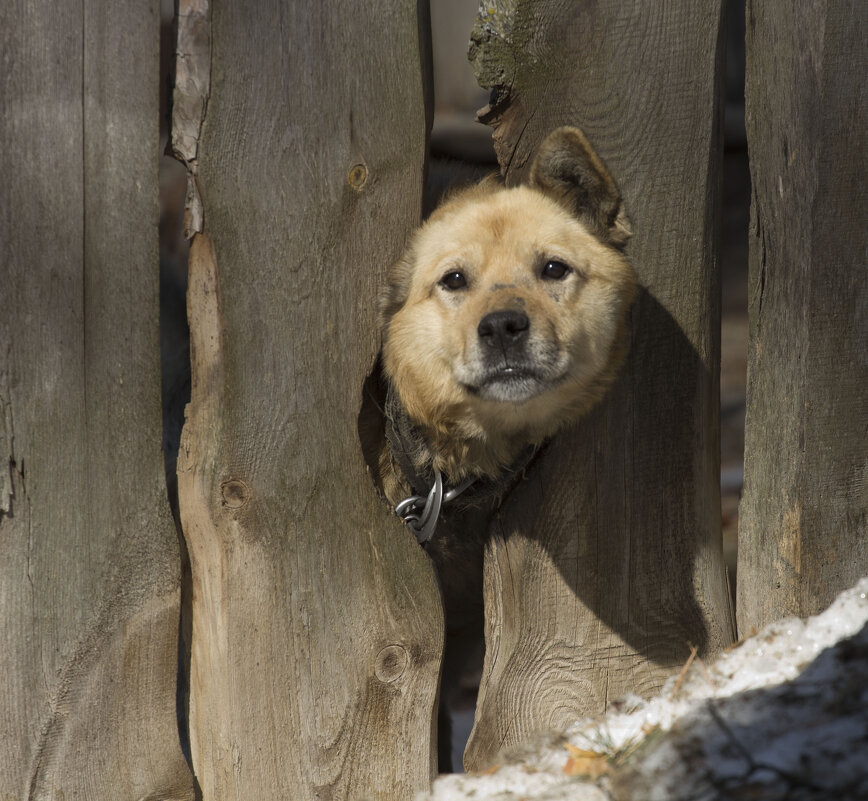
[464,0,735,769]
[0,1,194,798]
[175,1,442,798]
[737,1,868,632]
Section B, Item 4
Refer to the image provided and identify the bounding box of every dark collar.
[383,382,541,542]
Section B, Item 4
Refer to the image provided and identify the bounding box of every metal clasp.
[395,468,477,544]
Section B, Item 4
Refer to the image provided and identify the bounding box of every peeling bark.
[176,233,234,794]
[172,0,211,237]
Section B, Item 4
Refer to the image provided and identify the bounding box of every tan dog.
[376,127,636,509]
[367,126,637,770]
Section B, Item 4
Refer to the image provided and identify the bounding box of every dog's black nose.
[478,309,530,348]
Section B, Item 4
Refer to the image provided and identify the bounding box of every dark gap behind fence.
[158,0,193,768]
[720,0,749,608]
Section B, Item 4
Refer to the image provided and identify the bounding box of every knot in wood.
[347,163,369,191]
[374,644,409,684]
[220,478,250,509]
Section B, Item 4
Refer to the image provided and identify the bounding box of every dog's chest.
[423,500,500,628]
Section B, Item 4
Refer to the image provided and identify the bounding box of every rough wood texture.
[0,1,194,798]
[464,0,735,769]
[737,1,868,633]
[174,2,442,799]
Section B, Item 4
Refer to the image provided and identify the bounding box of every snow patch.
[419,578,868,801]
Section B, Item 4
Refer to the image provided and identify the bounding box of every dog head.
[380,127,637,476]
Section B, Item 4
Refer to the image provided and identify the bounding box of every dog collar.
[394,468,477,544]
[382,380,543,543]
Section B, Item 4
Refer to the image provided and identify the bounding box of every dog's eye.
[541,260,571,280]
[440,271,467,290]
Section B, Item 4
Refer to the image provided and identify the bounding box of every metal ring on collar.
[395,468,444,544]
[395,468,480,545]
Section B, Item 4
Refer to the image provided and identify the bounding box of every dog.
[365,126,637,769]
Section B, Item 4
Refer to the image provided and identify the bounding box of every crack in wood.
[1,354,15,515]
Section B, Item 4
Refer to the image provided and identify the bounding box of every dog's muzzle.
[459,309,563,401]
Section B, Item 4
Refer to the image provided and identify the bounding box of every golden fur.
[377,127,637,502]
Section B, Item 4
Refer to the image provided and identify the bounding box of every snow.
[418,578,868,801]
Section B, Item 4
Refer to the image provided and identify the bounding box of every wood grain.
[737,0,868,632]
[176,1,443,798]
[465,0,736,770]
[0,1,194,797]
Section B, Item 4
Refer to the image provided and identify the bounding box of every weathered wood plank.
[174,1,442,798]
[737,0,868,632]
[0,1,194,798]
[464,0,735,769]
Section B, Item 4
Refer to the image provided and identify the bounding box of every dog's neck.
[383,382,537,504]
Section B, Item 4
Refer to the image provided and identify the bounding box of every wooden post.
[737,1,868,632]
[464,0,736,769]
[173,1,442,798]
[0,1,194,798]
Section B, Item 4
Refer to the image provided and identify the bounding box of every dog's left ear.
[530,126,631,248]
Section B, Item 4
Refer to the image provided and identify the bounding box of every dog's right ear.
[530,127,631,248]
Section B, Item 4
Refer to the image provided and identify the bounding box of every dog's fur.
[365,126,637,769]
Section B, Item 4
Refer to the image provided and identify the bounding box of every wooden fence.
[1,0,864,799]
